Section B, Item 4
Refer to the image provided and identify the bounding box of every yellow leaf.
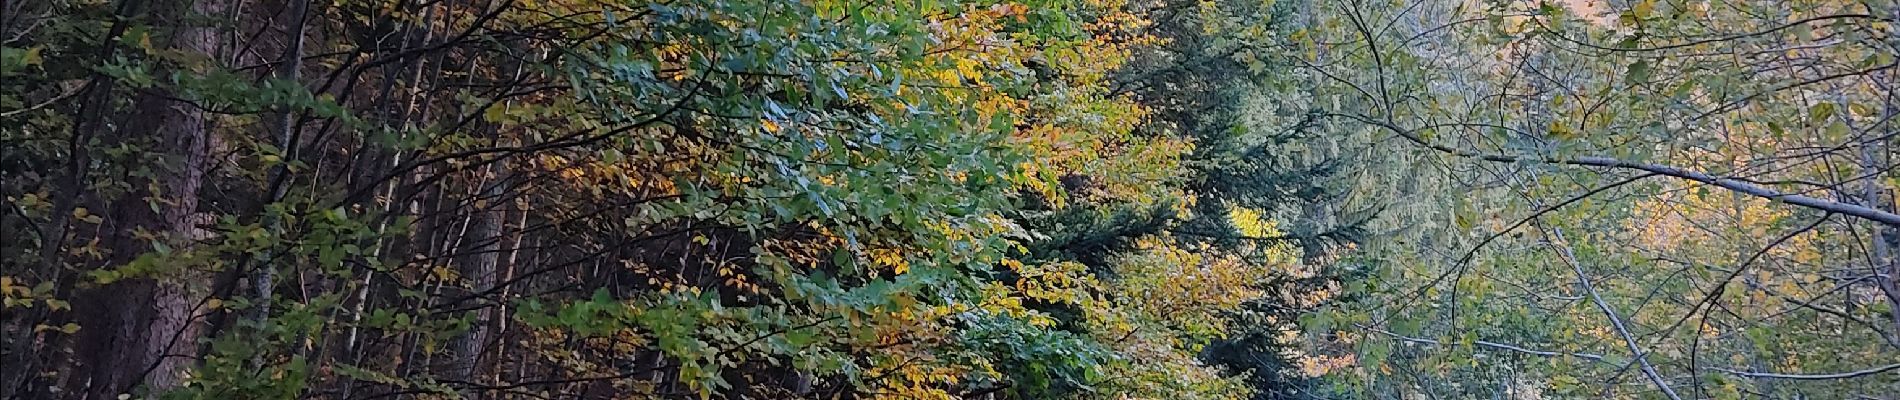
[1548,121,1576,140]
[761,119,781,133]
[483,105,508,123]
[1632,0,1656,19]
[23,46,42,66]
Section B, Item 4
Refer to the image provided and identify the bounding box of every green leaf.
[1809,103,1837,122]
[1624,60,1651,83]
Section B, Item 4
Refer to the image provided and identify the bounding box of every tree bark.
[249,0,311,328]
[69,0,226,396]
[448,164,506,395]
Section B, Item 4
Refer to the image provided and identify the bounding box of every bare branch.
[1366,327,1612,364]
[1541,225,1684,400]
[1708,363,1900,381]
[1331,113,1900,227]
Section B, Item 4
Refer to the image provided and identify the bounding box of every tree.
[0,0,1300,398]
[1276,0,1900,398]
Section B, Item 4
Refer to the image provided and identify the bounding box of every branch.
[1653,214,1834,349]
[1541,226,1684,400]
[1708,363,1900,380]
[1537,14,1879,54]
[1331,113,1900,227]
[1373,172,1655,327]
[1365,327,1612,364]
[1165,227,1350,243]
[0,82,85,118]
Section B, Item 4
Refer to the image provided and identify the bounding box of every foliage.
[16,0,1887,399]
[1261,0,1900,398]
[0,0,1313,399]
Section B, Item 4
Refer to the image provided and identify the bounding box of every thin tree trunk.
[1872,15,1900,339]
[1866,100,1900,339]
[250,0,312,329]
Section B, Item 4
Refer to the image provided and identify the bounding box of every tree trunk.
[249,0,311,329]
[448,165,506,394]
[69,0,225,396]
[1874,11,1900,341]
[1866,111,1900,341]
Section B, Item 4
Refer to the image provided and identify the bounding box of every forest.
[1,0,1897,398]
